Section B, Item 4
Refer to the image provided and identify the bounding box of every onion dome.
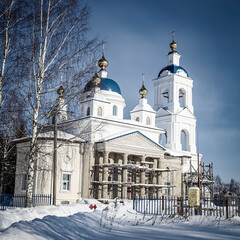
[84,41,122,94]
[98,55,108,70]
[57,85,65,96]
[139,73,148,98]
[158,31,189,78]
[169,30,178,53]
[158,65,189,78]
[170,40,177,52]
[91,72,101,87]
[84,78,121,95]
[98,41,109,70]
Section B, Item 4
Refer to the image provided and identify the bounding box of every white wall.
[14,140,83,204]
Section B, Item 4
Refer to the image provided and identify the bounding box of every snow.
[165,148,192,157]
[37,130,85,142]
[101,163,176,172]
[13,130,85,143]
[130,98,155,113]
[0,199,240,240]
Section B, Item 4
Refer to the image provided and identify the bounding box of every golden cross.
[95,60,98,73]
[102,41,106,55]
[172,30,175,41]
[60,72,63,85]
[142,73,145,85]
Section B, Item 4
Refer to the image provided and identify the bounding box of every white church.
[14,37,200,204]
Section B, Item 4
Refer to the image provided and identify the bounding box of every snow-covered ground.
[0,199,240,240]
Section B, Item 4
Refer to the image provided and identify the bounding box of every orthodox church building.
[14,37,200,204]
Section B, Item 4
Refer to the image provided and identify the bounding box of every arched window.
[113,105,117,116]
[160,132,167,146]
[146,117,151,125]
[97,107,103,116]
[136,117,139,122]
[162,90,169,109]
[86,107,90,116]
[179,88,186,108]
[181,130,189,151]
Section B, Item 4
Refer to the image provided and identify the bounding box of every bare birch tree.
[0,91,26,193]
[18,0,98,207]
[0,0,27,108]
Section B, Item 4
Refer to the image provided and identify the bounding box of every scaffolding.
[91,161,177,199]
[184,160,214,197]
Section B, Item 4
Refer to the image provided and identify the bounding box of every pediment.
[156,108,171,117]
[103,131,165,157]
[177,108,195,119]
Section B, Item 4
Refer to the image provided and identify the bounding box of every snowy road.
[0,200,240,240]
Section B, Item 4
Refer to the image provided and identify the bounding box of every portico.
[91,131,177,199]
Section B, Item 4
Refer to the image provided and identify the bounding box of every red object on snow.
[89,204,97,210]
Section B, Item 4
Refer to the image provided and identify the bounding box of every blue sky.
[87,0,240,183]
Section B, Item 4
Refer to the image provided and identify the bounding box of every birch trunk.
[26,90,40,207]
[0,0,14,108]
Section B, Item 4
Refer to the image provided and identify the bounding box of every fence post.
[144,196,145,214]
[238,198,240,217]
[199,196,202,216]
[139,196,141,212]
[226,198,229,219]
[162,195,164,212]
[3,193,6,210]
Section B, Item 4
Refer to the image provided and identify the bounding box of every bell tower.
[154,32,197,156]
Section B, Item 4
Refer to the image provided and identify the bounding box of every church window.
[86,107,90,116]
[146,117,151,125]
[160,132,167,146]
[162,90,169,109]
[97,107,103,116]
[136,117,139,122]
[62,173,71,191]
[179,88,186,108]
[21,173,27,191]
[113,105,117,116]
[181,129,189,151]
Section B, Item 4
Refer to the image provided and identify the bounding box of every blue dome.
[84,78,121,94]
[158,64,189,78]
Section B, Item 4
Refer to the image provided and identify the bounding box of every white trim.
[61,172,72,192]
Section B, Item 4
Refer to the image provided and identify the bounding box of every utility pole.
[197,131,200,190]
[53,114,57,205]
